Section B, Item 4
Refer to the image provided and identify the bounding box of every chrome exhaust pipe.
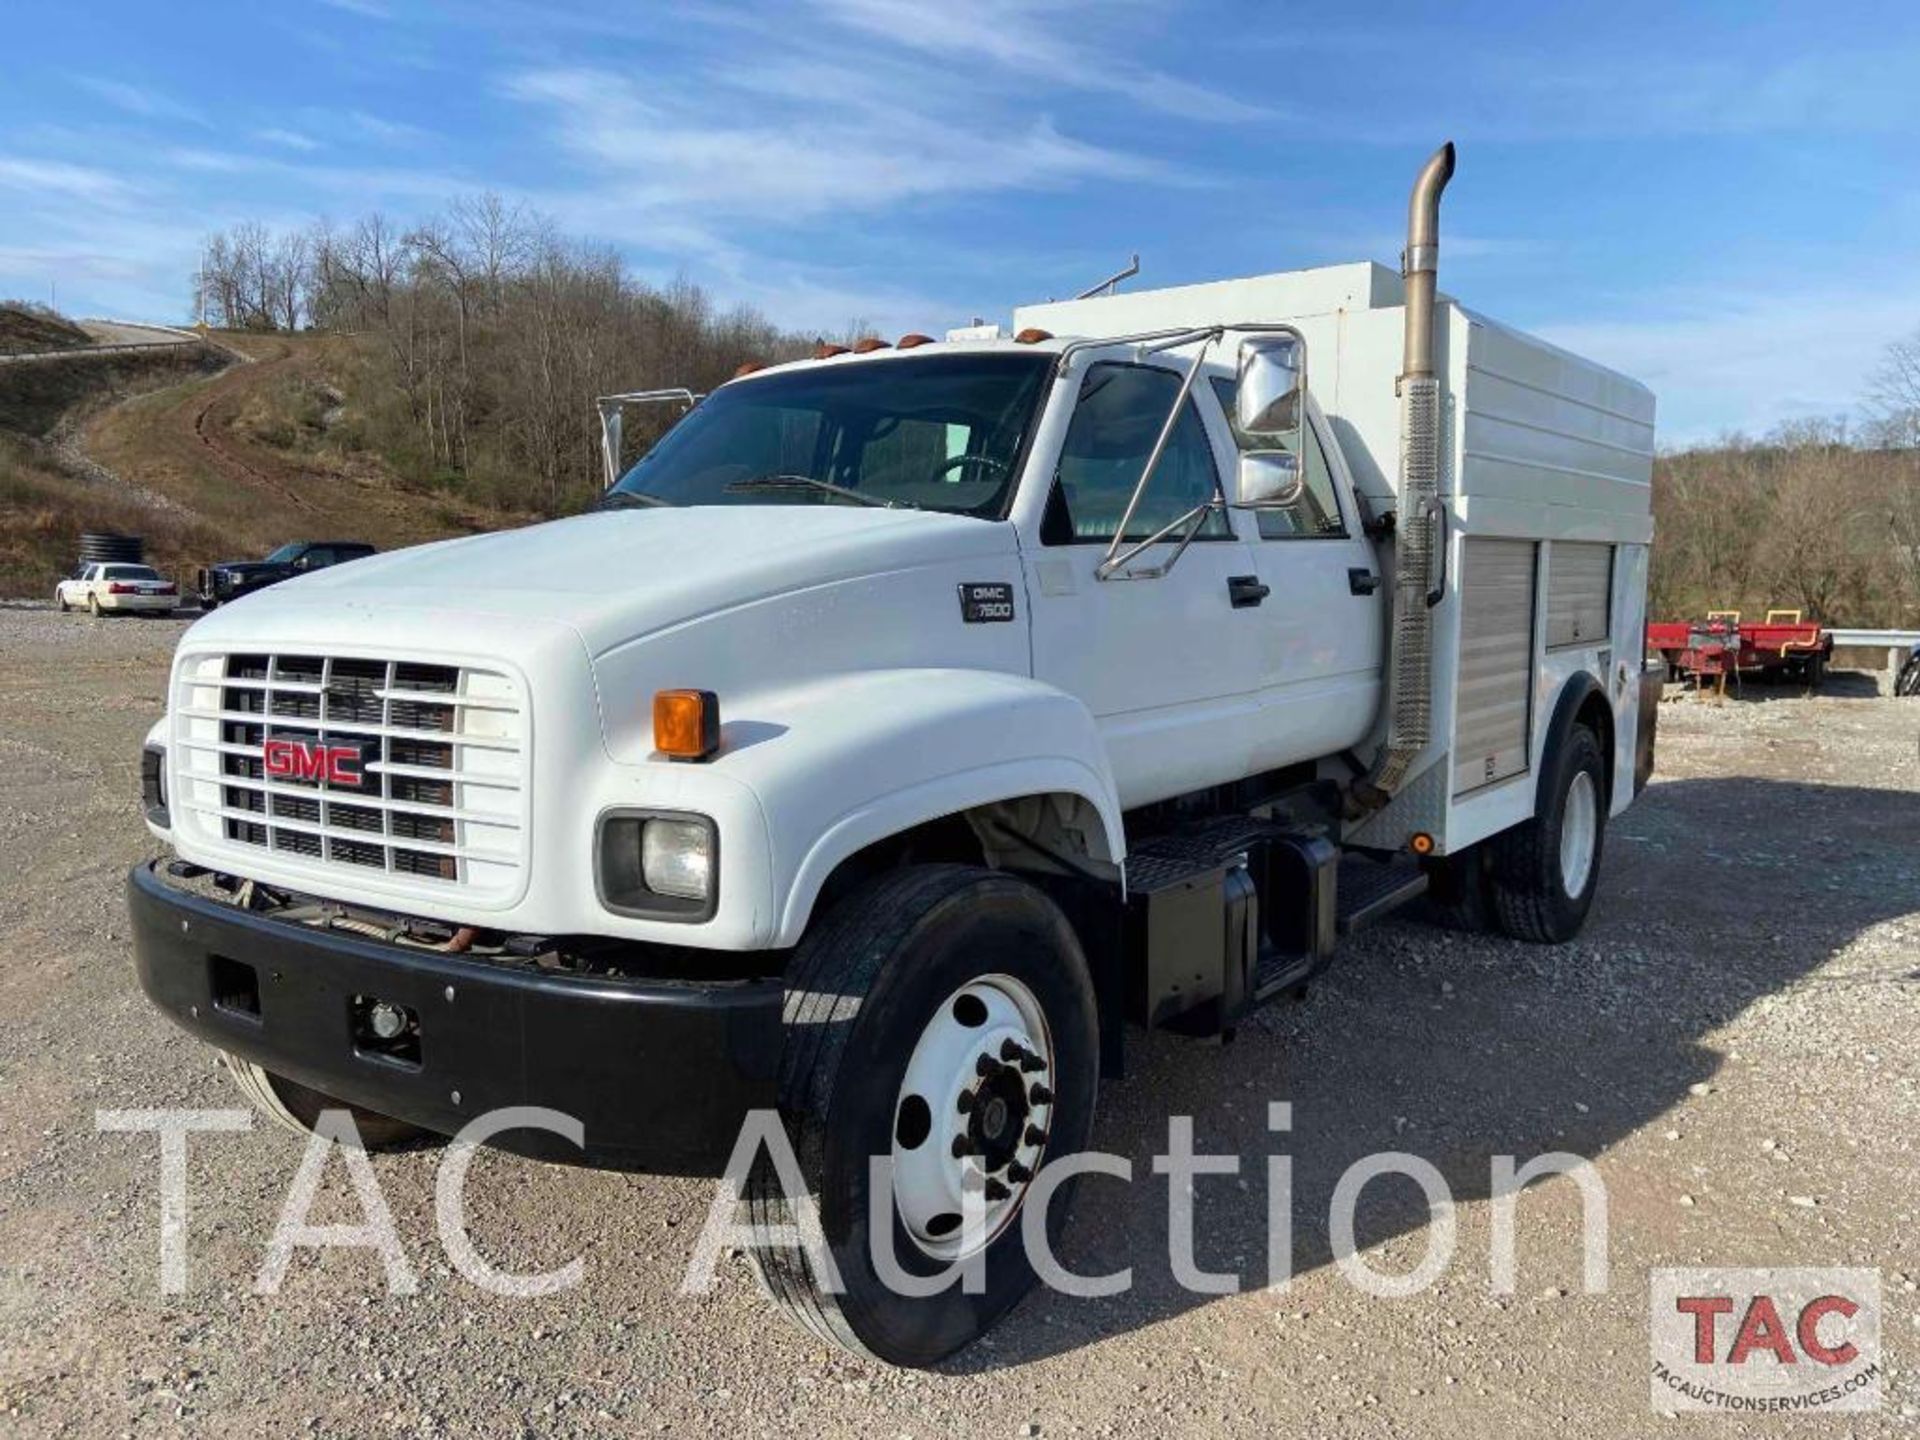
[1401,142,1455,385]
[1361,142,1455,808]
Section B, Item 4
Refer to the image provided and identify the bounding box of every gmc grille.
[169,651,528,901]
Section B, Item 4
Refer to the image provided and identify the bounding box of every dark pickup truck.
[198,540,375,608]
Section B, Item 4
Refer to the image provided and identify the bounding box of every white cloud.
[0,157,138,205]
[315,0,391,18]
[258,128,322,152]
[71,75,207,126]
[811,0,1270,123]
[341,109,433,146]
[1538,283,1920,445]
[505,65,1160,226]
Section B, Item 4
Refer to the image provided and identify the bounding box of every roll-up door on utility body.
[1546,542,1613,649]
[1453,537,1537,797]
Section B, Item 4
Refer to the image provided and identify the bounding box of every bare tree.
[1864,327,1920,449]
[188,198,805,513]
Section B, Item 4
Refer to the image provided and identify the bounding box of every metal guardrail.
[0,319,203,366]
[0,339,198,366]
[1827,629,1920,649]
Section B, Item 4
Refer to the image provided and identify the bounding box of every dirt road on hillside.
[1,612,1917,1435]
[74,334,512,556]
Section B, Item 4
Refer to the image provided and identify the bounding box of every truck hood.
[193,506,1019,656]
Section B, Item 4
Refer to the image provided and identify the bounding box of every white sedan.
[56,563,179,616]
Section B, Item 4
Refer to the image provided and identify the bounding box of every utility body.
[129,146,1658,1364]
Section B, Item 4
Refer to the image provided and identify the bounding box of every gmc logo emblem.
[263,738,367,787]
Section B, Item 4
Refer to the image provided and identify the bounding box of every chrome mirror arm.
[1094,328,1221,582]
[596,388,703,490]
[1095,499,1221,581]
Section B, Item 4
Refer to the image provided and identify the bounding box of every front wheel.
[220,1052,434,1150]
[1487,724,1608,943]
[747,865,1100,1367]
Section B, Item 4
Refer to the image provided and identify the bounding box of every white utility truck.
[130,146,1658,1364]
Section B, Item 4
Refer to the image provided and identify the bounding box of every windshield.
[105,565,160,581]
[263,543,303,564]
[609,352,1052,517]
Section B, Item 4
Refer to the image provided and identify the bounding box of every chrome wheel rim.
[1560,770,1598,897]
[890,974,1055,1262]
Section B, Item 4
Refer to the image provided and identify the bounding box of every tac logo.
[1650,1267,1881,1413]
[263,737,368,788]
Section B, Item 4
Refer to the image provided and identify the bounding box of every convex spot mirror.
[1232,335,1306,509]
[1235,450,1303,508]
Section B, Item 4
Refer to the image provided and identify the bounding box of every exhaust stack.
[1362,141,1455,805]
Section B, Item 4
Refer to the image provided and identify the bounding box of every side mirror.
[1231,335,1307,509]
[1234,450,1304,509]
[1235,336,1303,437]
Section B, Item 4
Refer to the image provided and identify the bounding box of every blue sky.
[3,0,1918,443]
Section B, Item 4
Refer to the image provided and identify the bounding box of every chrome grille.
[170,650,528,899]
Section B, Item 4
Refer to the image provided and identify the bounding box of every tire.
[220,1052,433,1150]
[78,531,144,564]
[87,594,102,618]
[1487,724,1608,944]
[747,864,1100,1368]
[56,595,69,613]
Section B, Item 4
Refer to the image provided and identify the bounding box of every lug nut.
[955,1091,975,1114]
[1020,1053,1048,1074]
[1006,1161,1033,1184]
[984,1179,1011,1203]
[1024,1125,1048,1147]
[975,1054,1000,1078]
[951,1135,974,1158]
[999,1038,1027,1063]
[1029,1083,1054,1106]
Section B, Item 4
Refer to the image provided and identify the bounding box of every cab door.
[1024,359,1263,808]
[1222,393,1385,768]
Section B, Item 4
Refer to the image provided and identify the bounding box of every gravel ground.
[1,607,1917,1437]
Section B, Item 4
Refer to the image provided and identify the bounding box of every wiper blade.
[723,473,898,508]
[593,489,675,510]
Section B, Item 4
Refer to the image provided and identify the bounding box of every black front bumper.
[128,862,783,1174]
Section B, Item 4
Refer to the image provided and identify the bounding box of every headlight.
[595,810,717,922]
[642,818,712,899]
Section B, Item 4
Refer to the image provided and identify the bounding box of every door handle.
[1348,567,1380,596]
[1228,575,1270,608]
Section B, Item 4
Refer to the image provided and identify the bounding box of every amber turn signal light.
[654,689,720,761]
[1409,832,1436,855]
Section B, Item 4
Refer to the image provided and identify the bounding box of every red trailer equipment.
[1646,609,1831,695]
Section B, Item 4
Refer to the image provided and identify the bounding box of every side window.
[1208,377,1347,539]
[1048,363,1229,544]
